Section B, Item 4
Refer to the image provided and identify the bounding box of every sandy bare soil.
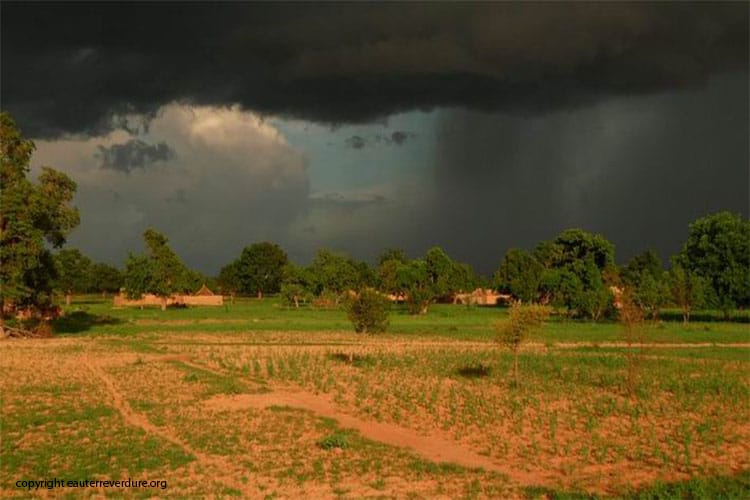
[2,334,748,498]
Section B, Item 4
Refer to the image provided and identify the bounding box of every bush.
[343,288,390,334]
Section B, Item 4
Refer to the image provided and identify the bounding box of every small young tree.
[495,303,549,386]
[619,290,645,396]
[667,263,707,324]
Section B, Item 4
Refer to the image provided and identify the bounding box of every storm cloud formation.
[2,2,748,274]
[2,2,747,138]
[97,139,175,173]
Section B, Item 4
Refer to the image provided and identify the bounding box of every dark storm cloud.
[428,73,749,274]
[96,140,175,173]
[388,131,415,146]
[346,131,416,149]
[2,2,746,138]
[345,135,367,149]
[309,192,386,210]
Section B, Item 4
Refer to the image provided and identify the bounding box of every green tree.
[377,248,408,266]
[217,261,241,301]
[1,113,79,325]
[494,248,544,303]
[539,268,583,317]
[534,229,616,319]
[53,248,92,305]
[123,229,193,309]
[667,262,707,324]
[89,262,123,297]
[679,212,750,315]
[308,249,360,299]
[573,258,613,320]
[279,263,313,308]
[236,242,288,298]
[123,253,157,304]
[377,258,406,296]
[397,259,434,314]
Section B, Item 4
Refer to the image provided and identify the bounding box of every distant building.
[113,284,223,307]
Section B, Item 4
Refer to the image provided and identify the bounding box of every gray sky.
[2,2,748,274]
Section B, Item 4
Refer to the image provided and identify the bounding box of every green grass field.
[1,296,748,498]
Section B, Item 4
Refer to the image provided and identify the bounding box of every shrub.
[343,288,390,334]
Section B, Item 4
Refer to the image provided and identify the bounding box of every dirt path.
[86,361,249,493]
[203,389,541,484]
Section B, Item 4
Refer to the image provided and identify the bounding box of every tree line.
[2,111,748,327]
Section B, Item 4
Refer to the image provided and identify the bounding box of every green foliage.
[123,254,157,300]
[398,259,433,314]
[496,303,550,353]
[538,228,615,271]
[317,431,350,450]
[307,249,360,296]
[343,288,390,334]
[0,112,80,315]
[54,248,92,295]
[143,228,194,295]
[217,260,241,295]
[89,262,122,294]
[667,262,707,323]
[122,229,196,303]
[539,268,582,315]
[534,229,616,319]
[622,250,668,319]
[495,302,550,384]
[377,248,408,266]
[679,211,750,312]
[494,248,543,303]
[235,242,288,297]
[280,283,311,308]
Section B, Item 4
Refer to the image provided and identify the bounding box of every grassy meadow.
[1,296,748,498]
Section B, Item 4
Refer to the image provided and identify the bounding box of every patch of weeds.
[268,405,307,414]
[522,486,596,499]
[318,431,350,450]
[619,470,750,499]
[456,364,491,379]
[327,352,376,367]
[408,459,469,476]
[369,478,386,490]
[171,361,245,395]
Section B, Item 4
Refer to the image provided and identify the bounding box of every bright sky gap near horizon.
[2,2,748,275]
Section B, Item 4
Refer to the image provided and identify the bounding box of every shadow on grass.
[456,364,492,379]
[660,310,750,323]
[326,352,375,367]
[51,311,123,334]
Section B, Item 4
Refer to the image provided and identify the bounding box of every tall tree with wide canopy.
[307,249,360,298]
[235,242,289,298]
[678,212,750,315]
[0,112,79,327]
[494,248,544,303]
[123,229,194,309]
